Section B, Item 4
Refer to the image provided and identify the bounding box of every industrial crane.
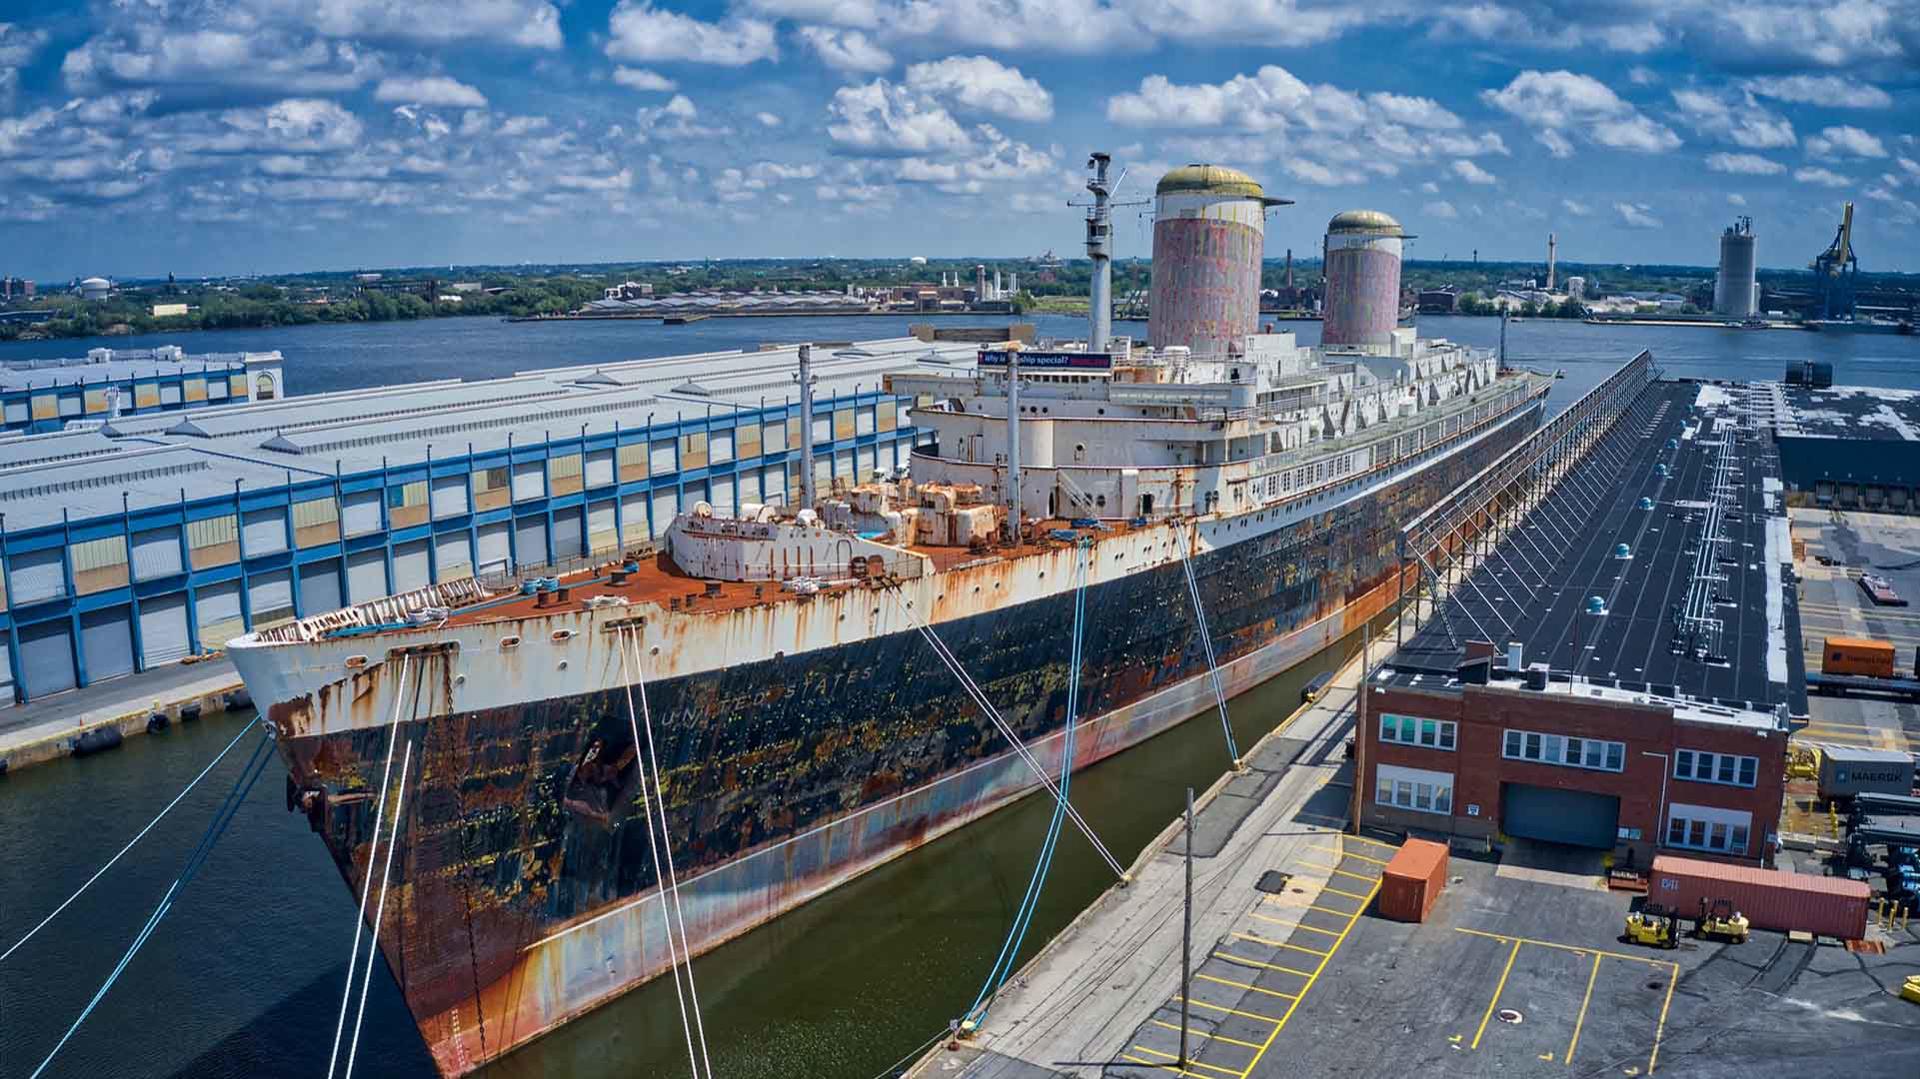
[1810,201,1858,320]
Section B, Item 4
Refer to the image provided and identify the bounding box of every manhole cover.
[1255,870,1292,895]
[1645,979,1664,991]
[1497,1009,1524,1025]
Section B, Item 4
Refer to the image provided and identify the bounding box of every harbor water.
[2,315,1919,1078]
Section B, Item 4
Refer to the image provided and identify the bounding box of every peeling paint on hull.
[260,398,1544,1077]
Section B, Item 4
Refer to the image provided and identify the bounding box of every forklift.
[1625,904,1679,949]
[1695,898,1750,944]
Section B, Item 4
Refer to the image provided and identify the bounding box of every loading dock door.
[1499,783,1620,850]
[81,606,135,683]
[20,620,77,697]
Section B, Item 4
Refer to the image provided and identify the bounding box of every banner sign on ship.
[977,350,1113,370]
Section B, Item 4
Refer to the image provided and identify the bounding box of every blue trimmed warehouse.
[0,337,960,702]
[1,345,286,433]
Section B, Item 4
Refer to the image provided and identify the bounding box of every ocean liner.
[229,156,1551,1075]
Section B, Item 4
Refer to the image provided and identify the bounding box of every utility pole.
[1182,786,1195,1070]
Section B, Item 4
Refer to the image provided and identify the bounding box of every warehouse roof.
[0,337,982,532]
[1774,383,1920,442]
[1387,377,1805,725]
[0,349,262,392]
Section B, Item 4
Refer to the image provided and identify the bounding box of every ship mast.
[1005,346,1021,543]
[1085,152,1113,352]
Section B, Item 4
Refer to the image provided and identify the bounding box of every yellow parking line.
[1649,962,1679,1073]
[1342,834,1400,852]
[1287,922,1346,938]
[1454,926,1678,968]
[1196,972,1299,1001]
[1152,1019,1265,1051]
[1323,884,1372,902]
[1231,931,1329,957]
[1312,844,1389,865]
[1211,951,1314,978]
[1173,995,1284,1025]
[1129,1045,1245,1078]
[1565,953,1602,1066]
[1259,898,1358,919]
[1119,1051,1212,1078]
[1295,860,1380,882]
[1234,875,1383,1075]
[1471,938,1523,1050]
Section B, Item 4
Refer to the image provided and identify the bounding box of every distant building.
[0,276,33,301]
[1565,276,1586,302]
[152,303,190,318]
[1416,286,1460,314]
[449,282,484,294]
[603,281,653,301]
[77,277,111,301]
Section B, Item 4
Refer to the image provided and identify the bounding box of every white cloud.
[1727,193,1747,205]
[755,111,782,128]
[1670,88,1794,149]
[1742,74,1891,109]
[1535,129,1574,158]
[1614,201,1661,228]
[1422,198,1458,220]
[1805,125,1887,160]
[1561,198,1592,216]
[1365,92,1461,130]
[1627,65,1658,86]
[826,79,972,154]
[632,94,731,141]
[1109,66,1305,131]
[1418,180,1438,193]
[605,2,778,66]
[1704,152,1785,175]
[612,67,677,92]
[1794,166,1853,187]
[0,22,47,106]
[798,27,893,73]
[1482,70,1680,155]
[904,55,1052,122]
[1450,159,1496,185]
[374,76,486,108]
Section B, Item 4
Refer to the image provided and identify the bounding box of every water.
[3,314,1920,1079]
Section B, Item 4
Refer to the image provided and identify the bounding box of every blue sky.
[0,1,1916,280]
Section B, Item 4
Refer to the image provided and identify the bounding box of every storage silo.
[1320,210,1405,349]
[1713,217,1757,319]
[1149,164,1289,356]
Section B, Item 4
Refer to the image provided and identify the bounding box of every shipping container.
[1648,855,1869,940]
[1818,745,1916,800]
[1822,636,1895,679]
[1378,837,1448,923]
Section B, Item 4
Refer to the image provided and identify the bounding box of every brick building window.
[1664,803,1751,855]
[1674,749,1758,788]
[1380,713,1456,750]
[1375,763,1454,815]
[1503,728,1625,772]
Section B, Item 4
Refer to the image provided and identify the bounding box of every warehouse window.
[1503,727,1625,773]
[1380,713,1455,751]
[679,432,708,471]
[291,497,340,547]
[735,420,761,460]
[387,480,429,528]
[472,466,511,511]
[549,453,584,496]
[1375,763,1453,816]
[70,535,129,594]
[1674,749,1758,789]
[616,443,648,482]
[1664,803,1751,855]
[187,514,240,569]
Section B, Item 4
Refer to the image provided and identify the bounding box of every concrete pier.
[0,658,243,774]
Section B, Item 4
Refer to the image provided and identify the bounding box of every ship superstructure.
[230,157,1550,1076]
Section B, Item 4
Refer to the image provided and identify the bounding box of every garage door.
[20,619,76,697]
[515,516,548,567]
[1500,783,1620,850]
[346,549,387,604]
[552,510,584,561]
[392,540,430,593]
[299,559,343,615]
[81,606,135,683]
[139,594,192,668]
[196,581,243,652]
[0,635,12,700]
[476,522,510,574]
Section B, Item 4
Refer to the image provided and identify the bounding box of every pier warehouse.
[1768,377,1920,513]
[1362,377,1805,869]
[1,346,286,434]
[0,338,961,702]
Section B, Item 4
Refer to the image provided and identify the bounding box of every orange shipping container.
[1822,636,1895,679]
[1378,838,1448,923]
[1649,855,1869,940]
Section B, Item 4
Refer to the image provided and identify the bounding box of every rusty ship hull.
[238,388,1545,1077]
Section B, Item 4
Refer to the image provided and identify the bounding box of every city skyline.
[0,2,1916,280]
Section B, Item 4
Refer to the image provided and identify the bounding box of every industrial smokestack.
[1547,233,1557,292]
[1321,210,1406,349]
[1148,163,1290,355]
[1085,152,1114,351]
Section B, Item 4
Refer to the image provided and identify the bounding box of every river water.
[2,314,1918,1079]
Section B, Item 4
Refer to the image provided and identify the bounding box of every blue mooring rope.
[31,721,276,1079]
[962,539,1092,1027]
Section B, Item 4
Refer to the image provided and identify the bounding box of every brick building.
[1360,377,1804,869]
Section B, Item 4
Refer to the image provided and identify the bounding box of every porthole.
[500,636,521,651]
[551,629,576,643]
[345,654,369,670]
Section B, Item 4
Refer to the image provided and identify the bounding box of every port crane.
[1810,201,1858,320]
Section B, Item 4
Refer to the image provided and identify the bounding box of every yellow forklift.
[1695,899,1750,944]
[1625,904,1679,949]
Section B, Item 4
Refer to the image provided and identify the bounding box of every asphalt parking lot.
[1795,510,1920,758]
[1108,837,1920,1079]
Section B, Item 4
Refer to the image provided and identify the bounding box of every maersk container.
[1818,745,1916,800]
[1649,855,1869,940]
[1379,837,1448,923]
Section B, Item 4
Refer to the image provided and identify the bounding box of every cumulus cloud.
[1614,201,1661,228]
[1450,159,1497,185]
[1704,152,1785,175]
[1535,129,1574,159]
[1482,70,1680,155]
[1727,193,1747,205]
[1804,125,1887,160]
[755,111,782,128]
[826,79,972,154]
[1742,74,1891,109]
[1794,166,1853,187]
[799,27,893,73]
[612,67,676,92]
[1422,199,1458,220]
[1627,66,1659,86]
[0,22,48,106]
[1670,88,1794,149]
[633,94,730,141]
[1561,198,1592,216]
[605,1,778,66]
[904,55,1052,122]
[374,76,487,108]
